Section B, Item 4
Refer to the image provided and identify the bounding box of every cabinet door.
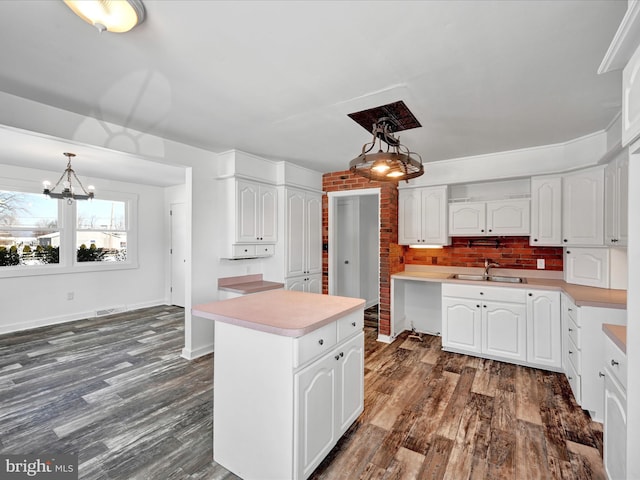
[486,199,530,235]
[530,176,562,246]
[603,373,627,480]
[306,275,322,294]
[236,180,259,243]
[604,160,617,245]
[336,333,364,435]
[422,186,449,245]
[306,193,323,274]
[286,190,306,277]
[295,354,337,480]
[482,301,527,363]
[526,290,561,369]
[442,297,482,354]
[615,155,629,246]
[448,202,486,236]
[562,167,604,245]
[398,189,422,245]
[622,39,640,146]
[564,247,610,288]
[286,277,306,292]
[259,184,278,242]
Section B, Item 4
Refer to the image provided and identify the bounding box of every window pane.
[77,199,126,230]
[0,191,59,266]
[76,232,127,262]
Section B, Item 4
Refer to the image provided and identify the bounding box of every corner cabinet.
[398,186,450,245]
[285,188,322,292]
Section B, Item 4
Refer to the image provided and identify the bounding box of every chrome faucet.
[483,259,500,277]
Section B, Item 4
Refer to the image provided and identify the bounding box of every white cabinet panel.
[236,180,277,243]
[622,39,640,146]
[603,333,627,480]
[449,202,486,236]
[561,167,604,246]
[482,301,527,363]
[526,290,562,369]
[286,189,322,278]
[564,247,610,288]
[486,199,530,235]
[604,154,629,246]
[398,186,449,245]
[530,175,562,246]
[442,297,482,354]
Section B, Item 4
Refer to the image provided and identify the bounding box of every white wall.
[359,195,379,308]
[0,165,166,333]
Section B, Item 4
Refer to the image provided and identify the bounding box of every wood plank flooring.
[0,307,605,479]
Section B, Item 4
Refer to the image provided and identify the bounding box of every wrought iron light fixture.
[64,0,146,33]
[349,116,424,183]
[43,153,95,203]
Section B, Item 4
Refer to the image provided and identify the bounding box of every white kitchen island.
[192,290,365,480]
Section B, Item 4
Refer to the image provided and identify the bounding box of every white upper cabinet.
[398,186,449,245]
[449,199,529,236]
[286,188,322,278]
[530,176,562,246]
[564,247,610,288]
[561,166,604,246]
[236,179,277,243]
[604,154,629,246]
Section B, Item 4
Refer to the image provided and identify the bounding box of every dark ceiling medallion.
[347,100,421,134]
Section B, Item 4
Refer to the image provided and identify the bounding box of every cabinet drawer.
[567,316,581,348]
[256,244,275,256]
[232,244,256,257]
[293,322,337,368]
[337,310,363,343]
[567,336,581,373]
[604,335,627,390]
[566,357,581,404]
[442,283,526,303]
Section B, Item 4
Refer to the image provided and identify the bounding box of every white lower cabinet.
[481,300,527,363]
[441,297,482,354]
[295,333,364,479]
[526,290,561,369]
[603,334,627,480]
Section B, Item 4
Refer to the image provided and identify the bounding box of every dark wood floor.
[0,307,604,479]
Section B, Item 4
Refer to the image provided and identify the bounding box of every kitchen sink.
[450,273,526,284]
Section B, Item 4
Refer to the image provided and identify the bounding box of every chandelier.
[43,153,95,203]
[349,116,424,182]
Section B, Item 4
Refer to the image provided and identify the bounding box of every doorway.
[328,189,380,327]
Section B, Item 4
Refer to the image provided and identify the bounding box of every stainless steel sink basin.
[450,273,526,284]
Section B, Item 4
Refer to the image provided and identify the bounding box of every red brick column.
[321,170,400,337]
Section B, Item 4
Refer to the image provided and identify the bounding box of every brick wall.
[322,170,400,337]
[403,236,563,270]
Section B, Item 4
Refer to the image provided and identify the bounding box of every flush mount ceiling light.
[64,0,145,33]
[348,102,424,183]
[43,153,95,203]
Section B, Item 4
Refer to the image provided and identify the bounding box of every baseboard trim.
[181,343,214,360]
[376,334,394,344]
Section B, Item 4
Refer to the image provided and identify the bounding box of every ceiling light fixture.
[349,116,424,183]
[43,153,95,203]
[64,0,146,33]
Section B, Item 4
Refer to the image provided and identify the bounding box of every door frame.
[328,188,380,301]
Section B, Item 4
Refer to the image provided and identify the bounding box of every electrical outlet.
[67,292,74,300]
[537,259,545,269]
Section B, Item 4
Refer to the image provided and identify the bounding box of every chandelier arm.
[70,169,92,196]
[49,170,70,192]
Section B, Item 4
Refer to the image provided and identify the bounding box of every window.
[0,185,137,276]
[0,190,60,266]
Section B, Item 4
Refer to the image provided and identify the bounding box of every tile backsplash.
[403,236,563,271]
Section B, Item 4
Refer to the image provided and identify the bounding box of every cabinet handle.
[533,238,538,242]
[611,359,619,367]
[569,350,573,354]
[244,249,248,253]
[563,239,568,243]
[351,322,356,327]
[480,292,484,295]
[340,352,344,357]
[335,355,340,360]
[528,293,533,297]
[318,339,324,345]
[488,229,492,232]
[483,305,487,308]
[568,328,573,332]
[566,250,571,254]
[599,372,605,378]
[568,376,573,380]
[568,308,573,312]
[476,304,480,308]
[481,229,485,233]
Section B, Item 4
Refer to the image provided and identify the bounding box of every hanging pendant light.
[43,153,95,203]
[349,117,424,183]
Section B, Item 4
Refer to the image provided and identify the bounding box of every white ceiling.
[0,0,627,186]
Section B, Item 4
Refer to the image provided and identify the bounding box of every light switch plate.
[537,259,545,269]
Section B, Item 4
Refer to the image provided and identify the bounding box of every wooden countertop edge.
[391,272,627,309]
[602,324,627,354]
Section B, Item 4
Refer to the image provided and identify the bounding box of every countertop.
[218,274,284,294]
[392,267,627,309]
[603,324,627,353]
[192,290,365,337]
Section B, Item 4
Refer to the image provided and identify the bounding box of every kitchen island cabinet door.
[442,297,482,354]
[336,333,364,435]
[482,301,527,363]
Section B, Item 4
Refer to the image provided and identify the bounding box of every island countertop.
[192,290,365,337]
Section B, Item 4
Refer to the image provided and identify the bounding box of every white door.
[170,202,186,307]
[336,198,359,299]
